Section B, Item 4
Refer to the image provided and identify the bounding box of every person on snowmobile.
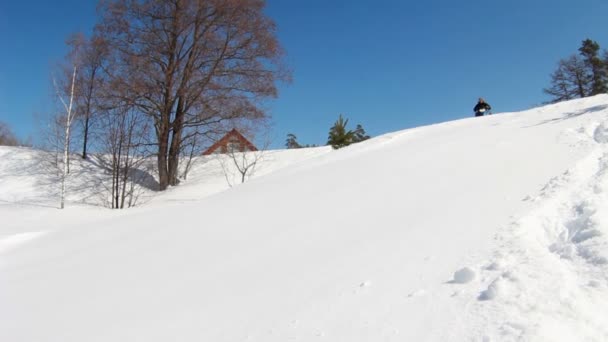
[474,98,492,117]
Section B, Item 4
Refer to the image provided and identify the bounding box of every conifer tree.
[285,133,302,149]
[327,114,354,149]
[352,124,370,143]
[579,39,608,95]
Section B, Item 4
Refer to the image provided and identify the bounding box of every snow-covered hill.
[2,95,608,341]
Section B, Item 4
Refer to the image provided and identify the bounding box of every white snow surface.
[2,95,608,341]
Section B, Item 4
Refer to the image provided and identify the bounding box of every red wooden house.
[202,129,258,155]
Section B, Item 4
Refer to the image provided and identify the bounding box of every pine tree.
[579,39,608,95]
[352,124,370,143]
[327,114,354,149]
[285,133,302,149]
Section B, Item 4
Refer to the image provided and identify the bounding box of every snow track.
[460,120,608,341]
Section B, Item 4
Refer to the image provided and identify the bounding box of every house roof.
[202,129,258,155]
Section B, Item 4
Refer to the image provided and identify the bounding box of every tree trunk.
[120,120,134,209]
[82,114,90,159]
[577,79,586,98]
[115,130,124,209]
[157,124,170,191]
[168,132,181,186]
[60,67,77,209]
[167,99,185,186]
[82,68,96,159]
[61,116,71,209]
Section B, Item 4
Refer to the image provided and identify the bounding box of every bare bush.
[0,121,19,146]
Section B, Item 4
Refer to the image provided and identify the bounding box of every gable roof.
[202,129,258,155]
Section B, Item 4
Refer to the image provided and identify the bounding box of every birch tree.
[54,66,77,209]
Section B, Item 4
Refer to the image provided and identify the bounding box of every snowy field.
[2,95,608,341]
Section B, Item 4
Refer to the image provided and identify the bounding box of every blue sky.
[1,0,608,148]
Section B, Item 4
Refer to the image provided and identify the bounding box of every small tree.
[98,104,151,209]
[218,135,268,186]
[285,133,302,149]
[179,130,204,181]
[224,149,265,185]
[0,121,19,146]
[327,114,354,149]
[352,124,370,143]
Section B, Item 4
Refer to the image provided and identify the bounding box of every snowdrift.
[2,95,608,341]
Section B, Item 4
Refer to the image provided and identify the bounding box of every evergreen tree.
[327,114,354,149]
[352,124,370,143]
[285,133,302,149]
[579,39,608,95]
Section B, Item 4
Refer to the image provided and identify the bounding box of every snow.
[451,267,476,284]
[2,95,608,341]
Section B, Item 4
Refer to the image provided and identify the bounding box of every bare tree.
[179,129,204,181]
[66,33,109,159]
[232,148,265,184]
[544,55,588,103]
[219,149,265,186]
[0,121,19,146]
[95,0,289,191]
[38,113,65,175]
[97,102,153,209]
[54,66,78,209]
[217,131,269,186]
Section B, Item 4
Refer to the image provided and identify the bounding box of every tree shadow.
[130,166,160,191]
[1,150,160,208]
[0,199,58,209]
[525,104,608,127]
[87,155,160,191]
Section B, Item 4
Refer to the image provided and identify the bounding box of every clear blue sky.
[1,0,608,148]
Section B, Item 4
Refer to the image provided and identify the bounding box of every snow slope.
[2,95,608,341]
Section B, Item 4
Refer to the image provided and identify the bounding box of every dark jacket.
[474,101,491,114]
